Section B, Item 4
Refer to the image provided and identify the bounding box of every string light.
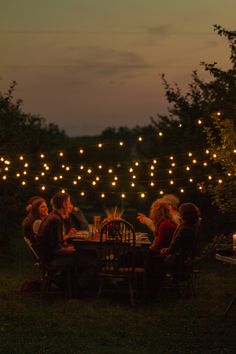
[121,193,126,198]
[98,143,103,148]
[140,193,145,198]
[158,132,163,137]
[101,193,105,198]
[40,154,45,159]
[119,141,124,146]
[59,152,64,157]
[79,149,84,154]
[138,137,143,142]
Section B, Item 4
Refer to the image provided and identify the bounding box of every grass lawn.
[0,237,236,354]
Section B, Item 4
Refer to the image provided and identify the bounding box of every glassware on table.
[233,233,236,256]
[93,215,101,240]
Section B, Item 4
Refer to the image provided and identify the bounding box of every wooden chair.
[97,219,144,305]
[24,236,73,298]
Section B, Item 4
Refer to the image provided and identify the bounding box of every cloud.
[64,46,154,78]
[146,24,172,36]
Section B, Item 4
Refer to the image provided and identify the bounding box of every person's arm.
[137,213,155,233]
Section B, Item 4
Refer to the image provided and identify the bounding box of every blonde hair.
[149,199,171,225]
[161,194,180,210]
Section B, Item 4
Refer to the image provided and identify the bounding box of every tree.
[151,25,236,216]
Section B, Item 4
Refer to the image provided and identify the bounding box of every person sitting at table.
[145,200,177,299]
[137,194,181,233]
[160,202,201,278]
[64,197,89,234]
[38,192,99,297]
[22,197,48,243]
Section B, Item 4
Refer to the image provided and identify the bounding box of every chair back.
[24,236,40,262]
[99,219,136,273]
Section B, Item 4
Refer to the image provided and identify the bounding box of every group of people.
[22,191,200,299]
[137,194,201,297]
[22,192,98,296]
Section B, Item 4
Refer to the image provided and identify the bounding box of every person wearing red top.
[149,199,177,253]
[145,199,177,299]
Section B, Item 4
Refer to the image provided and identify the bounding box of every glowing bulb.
[189,178,193,182]
[198,119,202,125]
[101,193,105,198]
[24,163,29,168]
[218,179,223,184]
[4,160,10,165]
[35,176,39,181]
[40,154,44,159]
[170,156,174,160]
[59,175,63,179]
[98,143,103,148]
[140,193,145,198]
[2,175,7,180]
[19,156,24,160]
[81,192,85,196]
[5,167,9,171]
[192,159,197,164]
[205,150,210,154]
[208,176,212,180]
[54,176,58,181]
[41,185,46,191]
[213,154,217,158]
[16,173,20,177]
[59,152,64,157]
[150,165,155,170]
[186,166,190,171]
[180,188,184,193]
[168,170,172,174]
[23,171,27,175]
[45,166,49,171]
[96,176,100,181]
[188,152,192,157]
[129,168,133,173]
[178,123,182,128]
[80,165,84,170]
[203,162,208,166]
[153,160,157,164]
[171,163,176,167]
[170,180,174,185]
[61,189,66,193]
[132,175,136,179]
[87,169,92,174]
[150,182,155,187]
[159,132,163,137]
[131,182,135,187]
[98,165,102,169]
[92,181,96,186]
[108,169,113,173]
[119,141,124,146]
[121,193,126,198]
[77,176,82,180]
[66,166,70,171]
[112,181,116,186]
[114,176,118,181]
[159,190,164,195]
[135,162,139,166]
[79,149,84,154]
[138,136,143,142]
[150,172,154,177]
[73,180,77,185]
[41,172,45,176]
[62,165,65,168]
[217,112,221,116]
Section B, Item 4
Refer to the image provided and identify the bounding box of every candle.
[233,233,236,256]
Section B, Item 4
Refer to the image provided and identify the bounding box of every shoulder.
[160,219,176,229]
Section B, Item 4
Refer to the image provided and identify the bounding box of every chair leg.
[97,276,104,298]
[128,279,135,306]
[224,294,236,318]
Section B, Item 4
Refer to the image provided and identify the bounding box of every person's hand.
[160,248,169,255]
[137,213,148,224]
[68,228,77,237]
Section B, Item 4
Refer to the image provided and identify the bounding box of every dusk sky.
[1,1,235,136]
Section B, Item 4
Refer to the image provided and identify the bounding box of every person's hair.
[31,198,46,218]
[161,194,180,210]
[179,203,200,225]
[150,199,171,225]
[51,192,70,210]
[26,195,42,213]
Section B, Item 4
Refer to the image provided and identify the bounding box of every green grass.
[0,238,236,354]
